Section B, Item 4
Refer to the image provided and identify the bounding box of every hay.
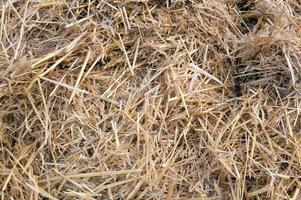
[1,0,301,199]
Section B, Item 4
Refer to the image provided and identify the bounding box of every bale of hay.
[1,0,301,199]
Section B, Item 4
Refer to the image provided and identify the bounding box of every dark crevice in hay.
[236,0,260,34]
[279,161,289,171]
[293,115,301,132]
[275,71,291,88]
[1,99,26,131]
[233,82,242,97]
[241,16,258,34]
[1,112,16,126]
[289,1,301,16]
[153,0,171,7]
[75,5,89,21]
[237,0,255,12]
[232,66,246,97]
[287,185,298,197]
[231,47,293,97]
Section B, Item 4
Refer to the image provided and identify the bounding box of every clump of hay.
[1,0,301,199]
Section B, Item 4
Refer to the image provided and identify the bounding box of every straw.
[1,0,301,199]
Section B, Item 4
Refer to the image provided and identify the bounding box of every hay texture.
[1,0,301,199]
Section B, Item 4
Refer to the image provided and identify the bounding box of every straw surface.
[1,0,301,199]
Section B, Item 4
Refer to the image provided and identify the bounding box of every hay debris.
[1,0,301,199]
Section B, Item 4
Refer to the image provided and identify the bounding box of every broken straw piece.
[188,63,223,84]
